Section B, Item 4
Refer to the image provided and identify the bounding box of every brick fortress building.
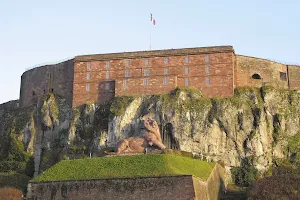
[19,46,300,107]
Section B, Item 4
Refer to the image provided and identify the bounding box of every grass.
[32,154,215,182]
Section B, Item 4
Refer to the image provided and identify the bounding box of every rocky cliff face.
[0,87,299,182]
[106,87,300,181]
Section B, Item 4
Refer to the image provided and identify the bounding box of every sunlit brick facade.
[72,46,235,106]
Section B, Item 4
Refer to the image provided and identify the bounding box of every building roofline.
[237,54,300,67]
[74,46,234,62]
[22,58,74,76]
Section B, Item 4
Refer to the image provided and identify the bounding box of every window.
[126,60,131,66]
[125,70,130,77]
[205,55,210,62]
[106,71,110,79]
[105,82,110,90]
[32,91,35,96]
[86,72,91,80]
[144,69,150,76]
[206,77,210,85]
[185,78,190,86]
[163,77,169,85]
[86,84,90,91]
[252,73,261,79]
[87,62,91,70]
[164,58,169,64]
[123,80,128,89]
[145,59,149,66]
[185,67,190,75]
[164,68,169,75]
[185,56,190,64]
[280,72,287,81]
[205,66,210,74]
[143,78,149,86]
[106,61,110,69]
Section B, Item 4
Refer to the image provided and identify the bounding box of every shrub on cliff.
[231,157,258,187]
[0,161,26,174]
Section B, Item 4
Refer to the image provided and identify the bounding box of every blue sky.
[1,0,300,104]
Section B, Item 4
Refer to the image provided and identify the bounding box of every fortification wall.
[19,60,74,107]
[287,65,300,90]
[235,55,288,89]
[27,163,225,200]
[28,175,196,200]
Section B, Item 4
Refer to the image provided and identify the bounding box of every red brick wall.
[73,52,234,106]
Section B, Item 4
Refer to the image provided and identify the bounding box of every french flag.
[150,13,156,25]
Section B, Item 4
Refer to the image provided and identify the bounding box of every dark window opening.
[51,88,54,93]
[280,72,287,81]
[252,73,262,79]
[32,91,35,96]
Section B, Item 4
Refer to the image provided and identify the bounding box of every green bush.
[0,134,30,163]
[0,161,26,174]
[231,158,258,187]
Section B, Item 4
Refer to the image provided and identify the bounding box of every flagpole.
[150,25,152,50]
[150,13,152,50]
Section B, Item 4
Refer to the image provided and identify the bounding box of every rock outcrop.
[0,87,299,182]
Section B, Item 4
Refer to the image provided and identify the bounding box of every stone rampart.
[235,55,288,89]
[27,163,225,200]
[19,60,74,107]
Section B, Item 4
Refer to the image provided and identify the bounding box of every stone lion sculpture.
[106,117,166,155]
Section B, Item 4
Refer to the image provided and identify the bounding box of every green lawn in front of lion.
[32,154,215,182]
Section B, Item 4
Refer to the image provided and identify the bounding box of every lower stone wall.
[28,175,196,200]
[27,164,225,200]
[193,163,225,200]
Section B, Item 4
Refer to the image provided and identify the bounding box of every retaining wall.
[27,163,225,200]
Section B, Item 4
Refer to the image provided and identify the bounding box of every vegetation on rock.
[109,96,134,117]
[231,157,258,187]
